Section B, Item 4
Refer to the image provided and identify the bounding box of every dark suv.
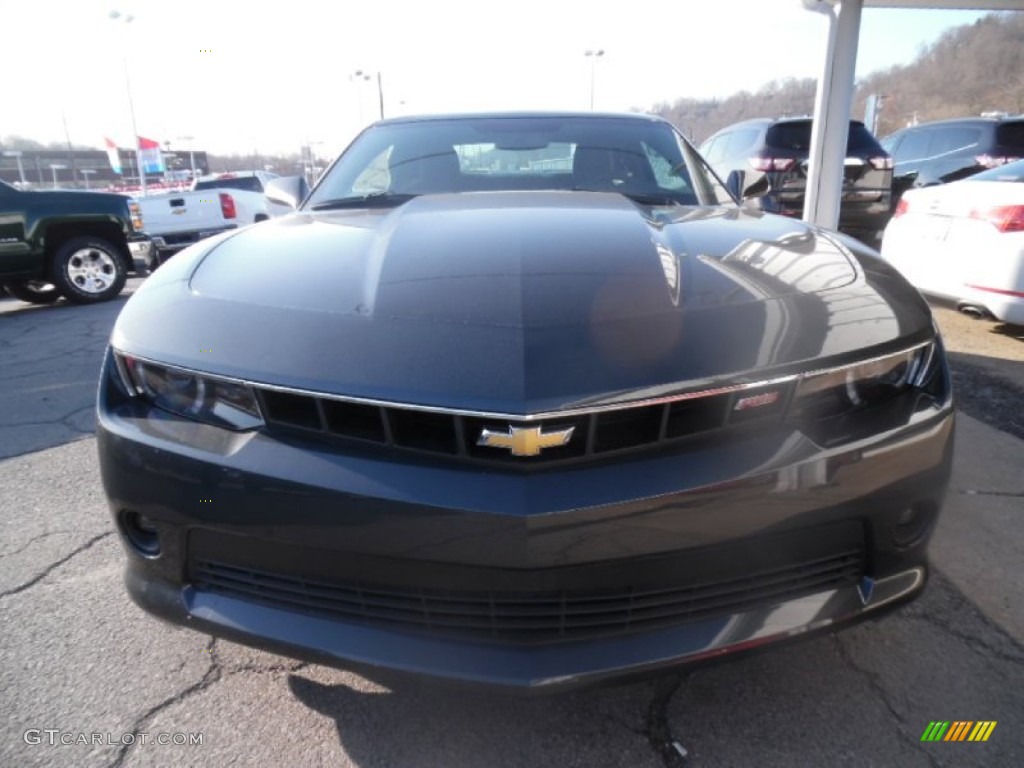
[880,116,1024,195]
[699,117,893,244]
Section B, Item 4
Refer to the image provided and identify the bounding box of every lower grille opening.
[189,544,865,645]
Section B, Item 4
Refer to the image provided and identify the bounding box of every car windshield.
[194,176,264,192]
[305,115,724,209]
[766,120,885,155]
[994,121,1024,154]
[972,158,1024,182]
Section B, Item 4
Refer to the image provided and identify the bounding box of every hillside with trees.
[651,12,1024,143]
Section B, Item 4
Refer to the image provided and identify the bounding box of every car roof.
[893,116,1024,131]
[705,116,866,139]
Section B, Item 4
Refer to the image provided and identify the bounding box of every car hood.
[29,189,131,208]
[113,191,933,414]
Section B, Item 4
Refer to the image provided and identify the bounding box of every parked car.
[0,180,152,304]
[99,112,953,692]
[880,116,1024,196]
[139,171,287,261]
[698,117,894,245]
[192,170,289,211]
[881,157,1024,324]
[192,170,292,219]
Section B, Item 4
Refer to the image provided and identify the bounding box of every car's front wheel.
[50,236,128,304]
[4,280,62,304]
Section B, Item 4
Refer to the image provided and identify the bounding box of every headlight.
[114,352,263,431]
[792,343,938,421]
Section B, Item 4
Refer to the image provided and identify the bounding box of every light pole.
[349,71,371,123]
[49,164,67,188]
[353,69,385,119]
[2,151,27,185]
[177,135,198,181]
[584,49,604,111]
[303,140,324,186]
[109,10,146,196]
[80,169,97,189]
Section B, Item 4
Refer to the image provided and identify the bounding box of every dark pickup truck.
[0,180,153,305]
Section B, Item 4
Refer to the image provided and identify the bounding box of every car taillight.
[893,198,910,218]
[869,156,894,171]
[127,199,145,231]
[969,205,1024,233]
[749,157,796,173]
[219,192,237,219]
[975,154,1020,169]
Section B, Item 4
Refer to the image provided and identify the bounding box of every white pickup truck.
[138,171,289,261]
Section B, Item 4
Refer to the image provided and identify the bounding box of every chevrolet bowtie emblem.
[477,425,575,457]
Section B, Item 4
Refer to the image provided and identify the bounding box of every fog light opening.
[892,504,934,548]
[121,511,161,557]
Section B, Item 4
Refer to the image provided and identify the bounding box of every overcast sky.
[3,0,992,158]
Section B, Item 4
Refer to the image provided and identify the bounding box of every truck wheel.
[4,280,62,304]
[50,236,128,304]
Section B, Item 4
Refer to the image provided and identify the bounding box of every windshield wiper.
[310,192,418,211]
[572,187,682,207]
[618,191,684,207]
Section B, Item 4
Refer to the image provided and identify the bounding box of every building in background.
[0,147,210,191]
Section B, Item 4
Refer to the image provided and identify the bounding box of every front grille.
[256,381,791,466]
[190,545,864,644]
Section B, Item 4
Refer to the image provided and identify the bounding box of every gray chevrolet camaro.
[97,112,954,692]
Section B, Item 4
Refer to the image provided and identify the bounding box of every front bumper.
[98,359,954,692]
[127,236,154,274]
[126,562,925,692]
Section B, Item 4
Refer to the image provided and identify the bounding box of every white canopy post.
[803,0,864,230]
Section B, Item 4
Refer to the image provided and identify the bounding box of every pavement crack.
[0,403,95,431]
[112,637,223,768]
[0,434,94,462]
[224,660,312,677]
[643,674,688,767]
[0,529,71,559]
[111,645,308,766]
[601,712,645,738]
[833,635,940,768]
[0,531,113,599]
[0,366,77,383]
[959,489,1024,498]
[905,611,1024,664]
[60,405,96,434]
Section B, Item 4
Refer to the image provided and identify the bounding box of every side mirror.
[727,169,770,201]
[265,176,310,210]
[725,170,745,201]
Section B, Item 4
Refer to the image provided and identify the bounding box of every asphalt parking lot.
[1,280,1022,768]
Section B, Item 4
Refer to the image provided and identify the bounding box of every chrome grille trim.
[111,340,931,422]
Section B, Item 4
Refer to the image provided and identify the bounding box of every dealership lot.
[1,282,1021,767]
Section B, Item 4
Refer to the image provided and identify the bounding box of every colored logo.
[478,425,574,457]
[921,721,997,742]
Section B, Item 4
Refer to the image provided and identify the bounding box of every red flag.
[104,137,122,174]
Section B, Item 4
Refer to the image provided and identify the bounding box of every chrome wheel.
[66,247,118,294]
